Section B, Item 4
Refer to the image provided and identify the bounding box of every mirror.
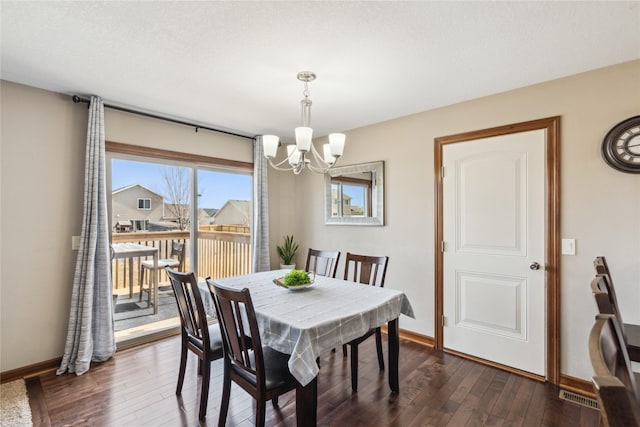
[324,161,384,226]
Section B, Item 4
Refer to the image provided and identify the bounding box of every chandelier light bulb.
[263,135,280,158]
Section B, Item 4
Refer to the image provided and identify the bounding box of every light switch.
[72,235,81,250]
[561,238,576,256]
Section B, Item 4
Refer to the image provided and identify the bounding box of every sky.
[111,159,251,209]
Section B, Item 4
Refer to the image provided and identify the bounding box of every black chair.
[206,278,300,427]
[588,314,640,427]
[342,252,389,392]
[592,256,640,362]
[166,268,223,420]
[304,248,340,278]
[140,241,185,304]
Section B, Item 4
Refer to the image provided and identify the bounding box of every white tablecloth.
[201,269,414,386]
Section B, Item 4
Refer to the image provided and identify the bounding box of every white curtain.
[57,96,115,375]
[252,136,271,272]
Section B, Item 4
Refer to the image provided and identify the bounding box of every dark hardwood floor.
[27,335,599,426]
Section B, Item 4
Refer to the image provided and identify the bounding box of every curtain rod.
[72,95,255,141]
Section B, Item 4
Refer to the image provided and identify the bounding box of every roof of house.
[213,200,250,225]
[112,183,164,198]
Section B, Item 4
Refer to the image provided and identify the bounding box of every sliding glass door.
[108,154,251,340]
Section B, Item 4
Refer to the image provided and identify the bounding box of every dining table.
[111,242,159,314]
[201,269,414,426]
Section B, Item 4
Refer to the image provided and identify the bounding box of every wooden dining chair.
[591,257,640,362]
[140,240,185,304]
[166,268,223,421]
[305,248,340,278]
[342,252,389,392]
[588,314,640,427]
[206,279,300,427]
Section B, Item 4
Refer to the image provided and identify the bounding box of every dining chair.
[591,256,640,362]
[305,248,340,278]
[166,268,223,421]
[206,278,300,427]
[139,240,185,304]
[342,252,389,392]
[588,313,640,426]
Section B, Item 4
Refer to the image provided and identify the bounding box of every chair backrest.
[207,280,267,390]
[166,268,211,349]
[591,274,628,338]
[305,248,341,278]
[593,256,621,305]
[171,241,186,270]
[588,314,640,426]
[594,255,611,276]
[343,252,389,287]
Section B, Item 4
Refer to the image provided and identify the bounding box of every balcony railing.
[111,228,251,292]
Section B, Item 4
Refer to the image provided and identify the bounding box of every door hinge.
[441,241,446,252]
[441,166,445,179]
[442,315,447,327]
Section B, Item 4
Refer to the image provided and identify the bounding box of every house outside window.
[137,198,151,210]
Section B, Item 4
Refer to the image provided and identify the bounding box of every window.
[137,198,151,210]
[132,219,148,231]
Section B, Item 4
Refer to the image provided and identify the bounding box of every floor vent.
[559,390,599,410]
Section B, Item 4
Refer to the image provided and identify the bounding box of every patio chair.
[139,240,185,304]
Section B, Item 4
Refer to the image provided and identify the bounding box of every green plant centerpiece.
[277,235,298,266]
[283,269,312,287]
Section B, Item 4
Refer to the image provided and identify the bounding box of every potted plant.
[277,235,299,269]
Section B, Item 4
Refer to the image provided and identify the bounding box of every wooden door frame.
[434,116,561,384]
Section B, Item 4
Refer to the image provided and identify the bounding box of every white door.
[442,129,546,376]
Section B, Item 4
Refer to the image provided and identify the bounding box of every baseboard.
[0,328,180,383]
[1,357,62,383]
[380,325,435,348]
[560,374,596,397]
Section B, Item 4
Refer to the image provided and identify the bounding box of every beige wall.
[287,60,640,381]
[1,82,87,372]
[2,60,639,381]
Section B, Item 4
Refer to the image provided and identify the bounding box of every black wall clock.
[601,115,640,174]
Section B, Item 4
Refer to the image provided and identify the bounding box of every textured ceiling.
[2,1,639,142]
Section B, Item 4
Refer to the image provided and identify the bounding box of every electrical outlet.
[561,238,576,256]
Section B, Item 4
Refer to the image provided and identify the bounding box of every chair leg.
[350,344,358,392]
[272,396,279,407]
[342,344,347,358]
[198,359,210,420]
[256,397,266,427]
[375,328,385,371]
[176,340,188,395]
[218,367,231,427]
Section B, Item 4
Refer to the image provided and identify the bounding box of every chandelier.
[262,71,346,174]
